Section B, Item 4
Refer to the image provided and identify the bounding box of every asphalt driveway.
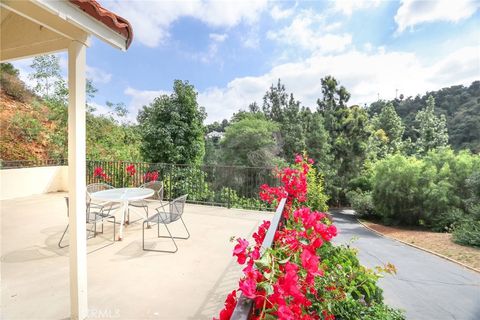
[331,209,480,320]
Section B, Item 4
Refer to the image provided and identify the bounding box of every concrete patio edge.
[356,217,480,274]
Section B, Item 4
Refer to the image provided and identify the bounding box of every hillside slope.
[369,81,480,153]
[0,90,60,160]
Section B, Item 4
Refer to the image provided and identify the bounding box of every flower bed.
[215,155,404,320]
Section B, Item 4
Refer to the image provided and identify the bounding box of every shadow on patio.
[1,193,272,319]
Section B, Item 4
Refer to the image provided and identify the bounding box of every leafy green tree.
[414,95,449,154]
[137,80,206,165]
[302,109,331,163]
[203,138,220,165]
[29,55,62,98]
[262,79,288,123]
[86,101,141,161]
[262,79,305,161]
[369,102,405,159]
[316,76,371,204]
[374,103,404,153]
[317,75,350,113]
[373,83,479,152]
[220,114,280,167]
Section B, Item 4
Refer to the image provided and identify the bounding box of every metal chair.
[142,194,189,253]
[58,197,116,252]
[86,183,119,216]
[128,181,164,223]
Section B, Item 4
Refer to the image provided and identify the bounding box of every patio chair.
[128,181,164,223]
[86,183,119,217]
[142,194,189,253]
[58,197,116,252]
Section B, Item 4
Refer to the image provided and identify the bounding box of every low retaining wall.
[0,166,68,200]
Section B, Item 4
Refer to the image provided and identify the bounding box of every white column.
[68,40,88,320]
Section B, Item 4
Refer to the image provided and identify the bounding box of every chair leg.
[142,221,178,253]
[59,218,116,253]
[157,217,190,240]
[58,224,69,248]
[87,217,116,254]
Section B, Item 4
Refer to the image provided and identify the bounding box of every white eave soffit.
[32,0,128,51]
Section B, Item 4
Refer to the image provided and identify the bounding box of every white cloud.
[267,10,351,53]
[192,45,479,122]
[123,43,479,123]
[104,0,268,47]
[332,0,382,16]
[86,65,112,84]
[209,33,228,42]
[270,4,296,20]
[395,0,480,33]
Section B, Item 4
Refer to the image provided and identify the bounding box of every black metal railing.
[0,158,280,210]
[86,160,279,210]
[0,159,67,169]
[231,198,287,319]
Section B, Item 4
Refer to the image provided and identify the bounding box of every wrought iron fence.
[87,160,280,210]
[0,158,280,210]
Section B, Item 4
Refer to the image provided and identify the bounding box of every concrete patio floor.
[1,193,272,319]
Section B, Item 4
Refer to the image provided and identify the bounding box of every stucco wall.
[0,166,68,200]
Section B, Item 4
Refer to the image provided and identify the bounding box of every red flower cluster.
[93,167,108,180]
[215,155,337,320]
[144,171,159,182]
[233,238,249,264]
[260,154,312,216]
[126,164,136,176]
[214,290,238,320]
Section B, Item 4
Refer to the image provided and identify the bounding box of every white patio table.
[90,187,154,240]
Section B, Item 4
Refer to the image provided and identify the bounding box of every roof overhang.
[0,0,132,62]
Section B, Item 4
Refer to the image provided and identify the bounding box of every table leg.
[118,200,128,241]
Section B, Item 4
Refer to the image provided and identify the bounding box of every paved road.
[331,209,480,320]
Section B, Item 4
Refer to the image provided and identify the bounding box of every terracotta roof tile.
[69,0,133,49]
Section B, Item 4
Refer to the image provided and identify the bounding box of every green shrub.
[465,172,480,211]
[317,243,404,319]
[10,112,43,142]
[452,220,480,247]
[429,208,466,232]
[370,150,480,228]
[306,164,329,212]
[372,155,433,225]
[347,190,376,217]
[218,187,272,210]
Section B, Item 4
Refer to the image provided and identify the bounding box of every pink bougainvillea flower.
[233,238,249,264]
[294,154,303,164]
[252,220,270,246]
[301,248,321,277]
[216,154,343,320]
[277,305,296,320]
[239,277,257,298]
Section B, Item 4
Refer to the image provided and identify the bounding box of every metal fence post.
[228,187,231,209]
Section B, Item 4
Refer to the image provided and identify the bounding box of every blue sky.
[13,0,480,123]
